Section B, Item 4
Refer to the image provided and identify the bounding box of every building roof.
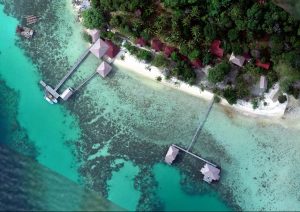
[229,53,245,67]
[105,40,120,59]
[97,61,112,78]
[200,164,220,183]
[165,146,179,165]
[256,60,270,70]
[60,88,74,101]
[164,46,176,57]
[210,40,224,58]
[90,38,109,59]
[191,59,202,69]
[151,39,164,52]
[259,75,267,90]
[135,37,147,47]
[86,29,100,43]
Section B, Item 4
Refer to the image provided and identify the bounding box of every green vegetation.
[251,98,259,109]
[82,7,106,29]
[82,32,92,43]
[173,61,196,84]
[223,88,238,105]
[152,54,170,68]
[214,95,221,103]
[208,61,230,83]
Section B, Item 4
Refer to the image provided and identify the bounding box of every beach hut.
[229,53,245,67]
[164,46,176,58]
[165,146,179,165]
[151,39,164,52]
[135,37,146,47]
[259,76,268,95]
[105,40,120,59]
[86,29,100,43]
[97,61,112,78]
[200,164,220,183]
[60,87,74,101]
[89,38,109,59]
[210,40,224,58]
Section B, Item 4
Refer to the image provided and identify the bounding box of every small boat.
[44,92,58,104]
[16,25,34,39]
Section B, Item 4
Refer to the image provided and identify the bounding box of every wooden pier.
[54,47,91,91]
[187,99,214,151]
[74,71,97,91]
[164,99,220,183]
[171,144,217,167]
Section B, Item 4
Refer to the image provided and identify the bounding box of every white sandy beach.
[113,50,288,118]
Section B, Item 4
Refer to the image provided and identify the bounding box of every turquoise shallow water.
[0,4,80,182]
[1,1,300,211]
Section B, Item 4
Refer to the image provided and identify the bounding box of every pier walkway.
[54,47,91,91]
[74,71,97,91]
[187,99,214,151]
[172,144,217,167]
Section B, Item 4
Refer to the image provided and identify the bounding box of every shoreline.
[70,0,288,119]
[113,50,288,118]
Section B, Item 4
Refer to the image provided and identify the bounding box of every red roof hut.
[135,37,147,47]
[256,60,270,70]
[164,46,176,57]
[210,40,224,58]
[105,40,120,59]
[151,39,164,52]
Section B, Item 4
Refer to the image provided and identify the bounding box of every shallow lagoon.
[1,0,300,211]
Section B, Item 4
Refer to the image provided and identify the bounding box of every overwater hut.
[105,40,120,59]
[259,76,268,95]
[135,37,146,47]
[229,53,245,67]
[165,146,179,165]
[97,61,112,78]
[256,60,270,70]
[86,29,100,43]
[89,38,109,59]
[151,39,164,52]
[200,163,220,183]
[60,87,74,101]
[164,46,176,57]
[210,40,224,58]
